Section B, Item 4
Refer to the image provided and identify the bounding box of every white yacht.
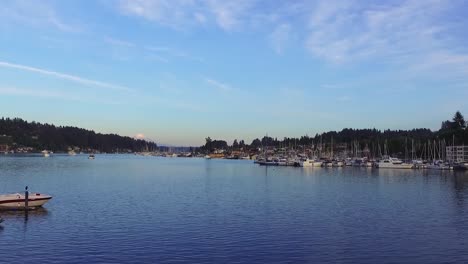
[298,158,322,167]
[301,159,314,167]
[377,157,413,169]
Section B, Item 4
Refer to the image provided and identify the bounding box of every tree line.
[199,111,468,156]
[0,117,157,153]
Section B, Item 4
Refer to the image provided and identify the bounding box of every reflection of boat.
[1,206,49,217]
[88,154,95,159]
[0,192,52,209]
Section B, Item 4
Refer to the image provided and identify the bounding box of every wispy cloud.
[145,45,203,62]
[337,96,352,102]
[0,0,79,32]
[304,0,468,68]
[0,61,132,92]
[320,84,340,89]
[204,77,232,92]
[205,0,256,31]
[116,0,257,31]
[104,36,136,48]
[104,36,204,63]
[0,86,123,105]
[269,23,291,54]
[117,0,202,29]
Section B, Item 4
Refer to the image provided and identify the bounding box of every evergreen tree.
[453,111,466,129]
[232,139,239,149]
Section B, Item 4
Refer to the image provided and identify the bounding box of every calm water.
[1,155,468,263]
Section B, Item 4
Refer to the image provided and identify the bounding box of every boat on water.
[88,154,95,159]
[204,155,211,159]
[376,157,413,169]
[332,160,344,167]
[0,192,52,209]
[41,150,50,157]
[453,163,468,171]
[299,158,313,167]
[298,159,323,167]
[68,150,77,156]
[426,160,451,170]
[259,159,279,166]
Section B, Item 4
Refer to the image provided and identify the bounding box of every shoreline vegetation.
[195,111,468,159]
[0,117,157,153]
[1,112,467,161]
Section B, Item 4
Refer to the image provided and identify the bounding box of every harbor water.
[1,155,468,263]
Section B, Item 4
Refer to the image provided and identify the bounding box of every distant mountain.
[0,117,157,153]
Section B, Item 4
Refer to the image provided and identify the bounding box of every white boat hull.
[0,193,52,209]
[313,162,323,167]
[377,163,413,169]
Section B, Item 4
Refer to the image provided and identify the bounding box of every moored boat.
[453,163,468,171]
[88,154,95,159]
[0,192,52,209]
[376,157,413,169]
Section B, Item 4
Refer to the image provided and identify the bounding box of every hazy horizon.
[1,0,467,146]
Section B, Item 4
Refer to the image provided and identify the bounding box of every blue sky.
[1,0,468,146]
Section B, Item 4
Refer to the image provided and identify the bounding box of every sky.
[0,0,468,146]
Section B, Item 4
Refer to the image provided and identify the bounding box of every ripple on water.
[1,156,468,263]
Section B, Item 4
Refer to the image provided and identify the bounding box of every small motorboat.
[88,154,95,159]
[0,192,52,210]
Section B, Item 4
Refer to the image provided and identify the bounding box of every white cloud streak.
[205,78,232,92]
[0,61,132,92]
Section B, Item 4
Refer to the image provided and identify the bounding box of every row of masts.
[265,135,458,162]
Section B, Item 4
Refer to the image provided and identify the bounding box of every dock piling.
[25,186,29,210]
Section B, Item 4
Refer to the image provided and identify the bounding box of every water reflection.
[453,171,468,191]
[0,207,49,222]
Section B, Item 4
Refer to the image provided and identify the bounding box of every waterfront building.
[446,146,468,163]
